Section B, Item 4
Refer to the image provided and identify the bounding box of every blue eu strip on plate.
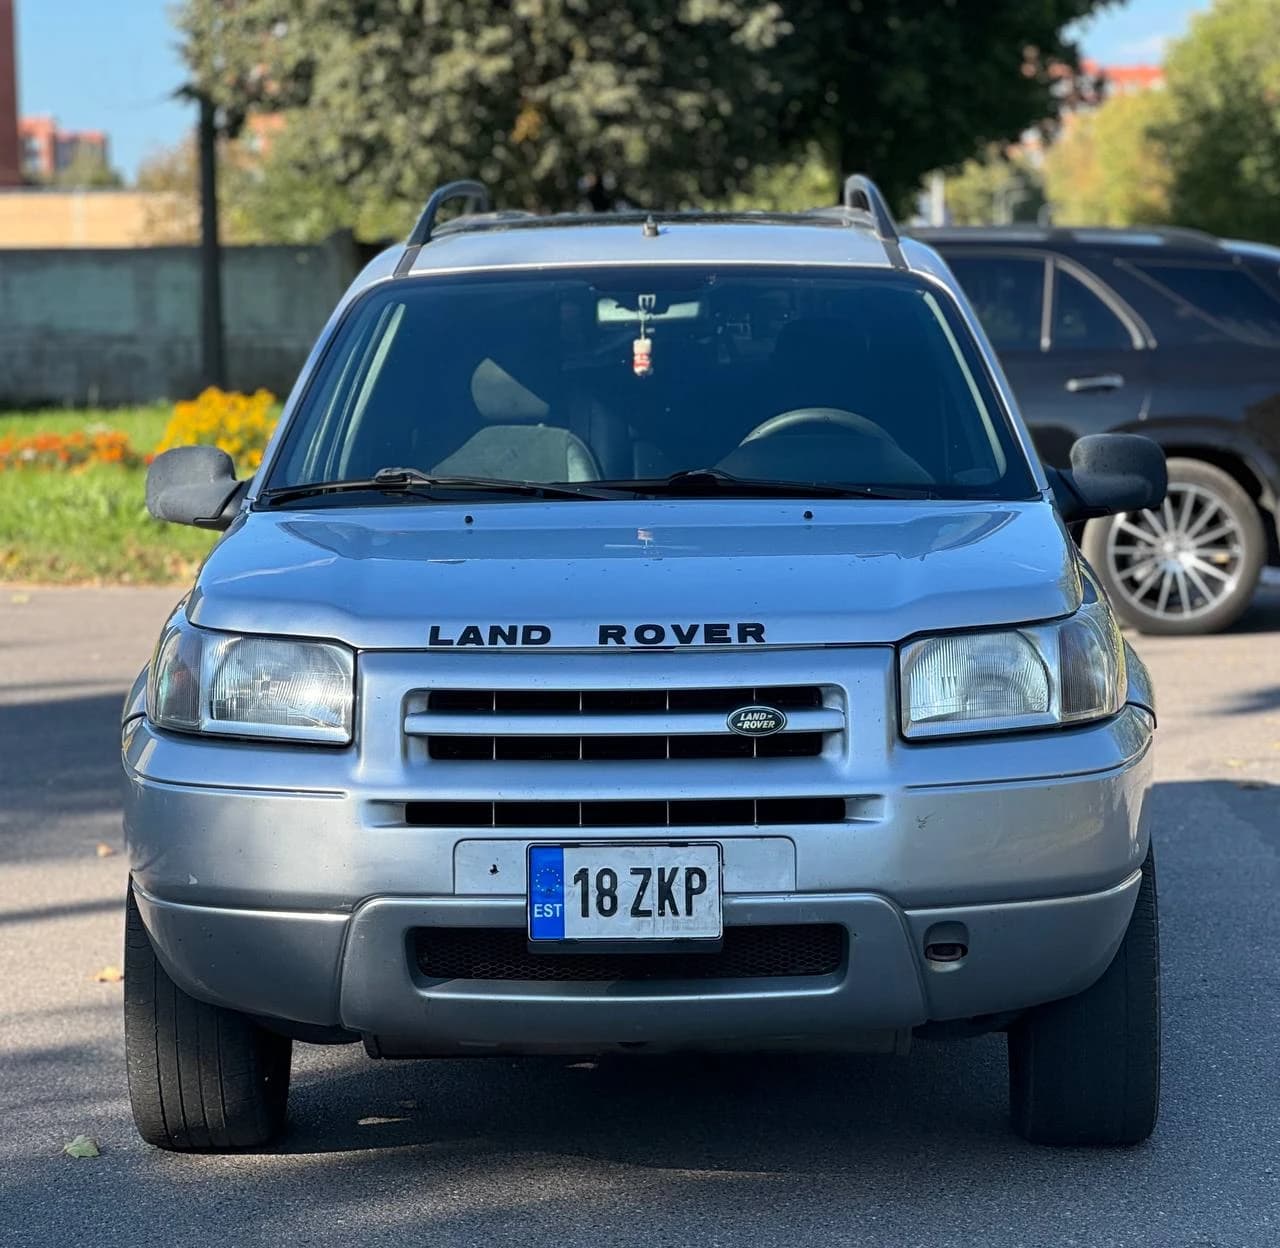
[528,845,566,940]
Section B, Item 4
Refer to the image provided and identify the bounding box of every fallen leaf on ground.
[93,965,123,983]
[94,843,117,858]
[9,592,30,605]
[1224,758,1247,769]
[63,1135,100,1159]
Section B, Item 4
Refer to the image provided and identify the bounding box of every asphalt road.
[2,582,1278,1248]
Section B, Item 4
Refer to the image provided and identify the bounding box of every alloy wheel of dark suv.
[1084,458,1266,635]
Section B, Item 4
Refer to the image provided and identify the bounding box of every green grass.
[0,403,173,446]
[0,407,216,585]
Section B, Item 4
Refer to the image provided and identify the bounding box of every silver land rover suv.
[123,177,1166,1151]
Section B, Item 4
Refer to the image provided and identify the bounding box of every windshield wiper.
[600,468,936,500]
[259,466,636,506]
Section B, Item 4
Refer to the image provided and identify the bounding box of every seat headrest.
[470,358,550,422]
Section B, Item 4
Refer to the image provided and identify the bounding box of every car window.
[1125,260,1280,346]
[944,255,1044,352]
[1051,268,1134,352]
[267,266,1036,501]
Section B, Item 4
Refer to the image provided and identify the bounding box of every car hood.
[187,498,1080,649]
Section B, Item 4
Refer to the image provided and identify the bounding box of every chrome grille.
[405,684,842,762]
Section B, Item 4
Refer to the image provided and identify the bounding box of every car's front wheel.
[1006,847,1160,1146]
[1084,457,1264,635]
[124,884,292,1150]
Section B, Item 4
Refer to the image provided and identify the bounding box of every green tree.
[179,0,792,224]
[1043,88,1173,226]
[1162,0,1280,241]
[136,128,369,244]
[943,144,1046,225]
[771,0,1111,207]
[52,146,123,189]
[134,139,202,242]
[177,0,1111,234]
[721,144,834,213]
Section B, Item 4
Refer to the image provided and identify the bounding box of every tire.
[124,884,292,1150]
[1007,847,1160,1147]
[1084,457,1264,636]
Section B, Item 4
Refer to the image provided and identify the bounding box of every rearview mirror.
[146,446,246,530]
[1048,434,1167,524]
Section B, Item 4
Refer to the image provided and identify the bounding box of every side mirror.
[146,446,247,530]
[1048,434,1167,524]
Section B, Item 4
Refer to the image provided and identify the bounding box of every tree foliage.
[1033,0,1280,242]
[180,0,791,225]
[178,0,1110,236]
[943,144,1045,225]
[769,0,1108,206]
[135,140,203,242]
[1043,88,1173,226]
[1161,0,1280,241]
[50,146,123,190]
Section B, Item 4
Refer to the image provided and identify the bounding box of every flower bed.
[0,393,278,584]
[155,387,278,474]
[0,387,280,483]
[0,428,151,472]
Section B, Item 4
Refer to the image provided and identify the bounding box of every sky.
[1069,0,1210,64]
[15,0,1213,185]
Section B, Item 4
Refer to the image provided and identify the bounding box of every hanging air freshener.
[632,293,656,377]
[632,334,653,377]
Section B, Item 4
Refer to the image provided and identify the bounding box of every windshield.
[264,265,1036,501]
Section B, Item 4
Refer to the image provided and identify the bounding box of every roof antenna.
[642,215,659,238]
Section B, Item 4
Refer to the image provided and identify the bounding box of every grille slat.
[414,924,846,982]
[403,796,845,828]
[408,684,838,763]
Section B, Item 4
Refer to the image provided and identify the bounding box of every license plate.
[527,843,723,942]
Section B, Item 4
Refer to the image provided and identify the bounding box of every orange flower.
[155,386,279,475]
[0,427,148,471]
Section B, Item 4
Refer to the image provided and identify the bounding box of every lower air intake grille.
[403,797,846,828]
[413,924,846,982]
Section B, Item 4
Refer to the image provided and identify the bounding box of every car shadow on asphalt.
[1219,683,1280,715]
[277,1036,1018,1170]
[1222,584,1280,634]
[0,690,130,863]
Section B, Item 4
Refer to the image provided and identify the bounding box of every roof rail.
[841,174,905,269]
[407,180,492,246]
[395,180,492,275]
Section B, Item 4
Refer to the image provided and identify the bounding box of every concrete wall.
[0,233,364,405]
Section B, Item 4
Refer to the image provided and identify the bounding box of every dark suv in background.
[915,226,1280,634]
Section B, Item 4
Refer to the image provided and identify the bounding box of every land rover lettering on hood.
[420,622,768,647]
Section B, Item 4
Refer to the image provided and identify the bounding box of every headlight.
[148,614,353,744]
[900,580,1124,740]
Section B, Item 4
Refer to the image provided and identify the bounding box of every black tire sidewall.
[123,883,292,1150]
[1008,847,1160,1146]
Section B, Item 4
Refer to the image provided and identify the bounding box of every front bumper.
[124,641,1154,1052]
[132,869,1143,1054]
